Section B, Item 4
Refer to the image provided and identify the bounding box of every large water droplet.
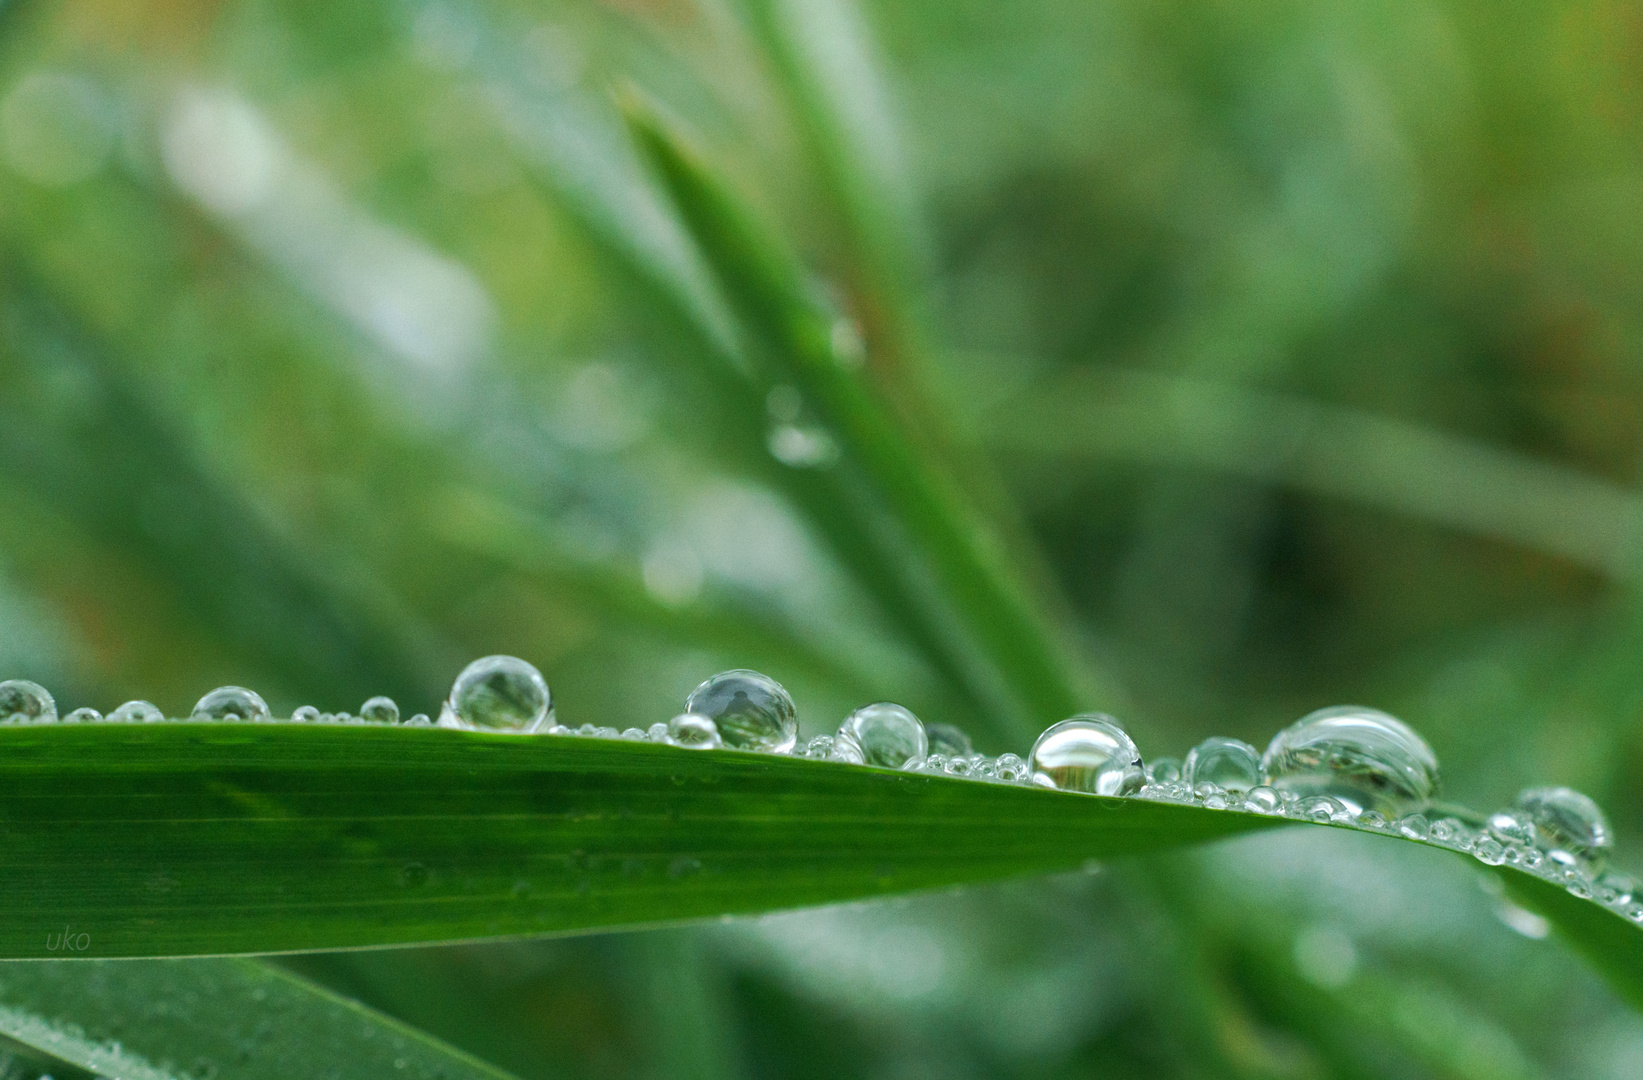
[191,686,271,723]
[439,655,553,733]
[110,699,163,723]
[0,679,55,724]
[1260,705,1438,815]
[666,712,721,749]
[1515,786,1612,869]
[1184,736,1261,792]
[925,722,974,758]
[1029,715,1143,796]
[838,702,927,769]
[360,696,400,724]
[684,670,796,753]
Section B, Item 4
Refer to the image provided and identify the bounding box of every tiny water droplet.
[666,712,721,749]
[925,722,973,758]
[1515,786,1612,869]
[620,727,647,740]
[1596,871,1634,906]
[1145,756,1181,783]
[0,679,55,724]
[1486,809,1535,846]
[1029,715,1143,796]
[1261,705,1438,815]
[829,734,866,764]
[360,696,400,724]
[64,707,100,723]
[838,702,927,769]
[684,670,796,753]
[191,686,271,723]
[110,699,163,723]
[406,713,431,726]
[648,721,670,742]
[1473,837,1506,865]
[291,705,321,723]
[1294,795,1347,822]
[994,752,1028,783]
[1184,736,1261,792]
[1397,813,1430,839]
[1245,785,1282,814]
[440,656,553,733]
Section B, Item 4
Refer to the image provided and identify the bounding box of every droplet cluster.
[1,664,1634,918]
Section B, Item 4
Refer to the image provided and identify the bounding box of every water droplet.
[110,699,164,723]
[406,713,431,725]
[360,696,400,724]
[925,722,974,758]
[666,712,721,749]
[1245,785,1282,814]
[802,734,835,758]
[1483,810,1531,846]
[1473,837,1506,865]
[1260,705,1439,815]
[994,753,1028,783]
[63,706,100,722]
[838,702,927,769]
[620,727,647,740]
[1145,756,1182,784]
[0,679,55,723]
[439,656,553,733]
[829,734,866,764]
[1396,813,1430,839]
[684,670,796,753]
[191,686,271,723]
[1515,786,1612,869]
[1294,795,1348,823]
[1596,871,1634,906]
[290,705,320,722]
[1029,715,1143,796]
[1184,736,1261,792]
[648,721,670,742]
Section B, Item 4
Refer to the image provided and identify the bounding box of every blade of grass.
[984,364,1643,577]
[623,100,1105,741]
[0,958,517,1080]
[0,265,451,709]
[0,721,1633,998]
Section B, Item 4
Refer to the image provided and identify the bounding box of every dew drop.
[1184,736,1261,792]
[1029,715,1143,796]
[1473,837,1506,865]
[64,706,100,723]
[0,679,55,724]
[666,712,721,749]
[1294,795,1348,823]
[648,721,670,742]
[838,702,928,769]
[994,753,1029,783]
[1245,785,1282,814]
[290,705,320,723]
[406,713,431,726]
[1514,786,1612,870]
[1596,871,1634,906]
[1145,756,1182,784]
[1486,809,1535,846]
[191,686,271,723]
[360,696,400,724]
[684,670,796,753]
[439,656,553,733]
[925,722,974,758]
[1260,705,1438,815]
[1396,813,1430,840]
[110,699,163,723]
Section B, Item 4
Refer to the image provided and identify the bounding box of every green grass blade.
[984,365,1643,577]
[0,722,1635,1017]
[0,957,517,1080]
[623,102,1104,739]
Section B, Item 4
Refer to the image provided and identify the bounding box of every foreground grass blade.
[0,723,1269,958]
[0,723,1636,1013]
[0,958,516,1080]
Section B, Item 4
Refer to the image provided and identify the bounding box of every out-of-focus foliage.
[1,0,1642,1074]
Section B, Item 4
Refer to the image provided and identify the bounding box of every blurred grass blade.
[0,722,1636,1015]
[0,958,516,1080]
[624,100,1103,740]
[986,365,1643,577]
[0,267,450,708]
